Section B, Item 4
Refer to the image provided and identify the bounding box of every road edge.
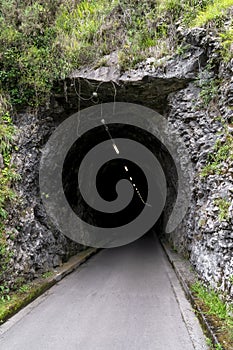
[160,239,221,348]
[0,247,99,326]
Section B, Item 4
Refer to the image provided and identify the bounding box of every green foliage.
[191,0,233,27]
[229,276,233,284]
[117,0,214,69]
[192,282,227,319]
[214,198,230,221]
[190,1,233,62]
[206,338,224,350]
[0,1,71,106]
[55,0,118,65]
[198,77,219,106]
[0,94,20,282]
[0,111,19,220]
[176,44,192,56]
[191,281,233,347]
[0,0,121,106]
[117,1,164,69]
[220,26,233,62]
[0,284,10,303]
[42,271,53,279]
[19,284,30,293]
[0,0,231,106]
[201,133,233,177]
[215,344,224,350]
[192,282,233,325]
[1,0,228,103]
[158,0,211,24]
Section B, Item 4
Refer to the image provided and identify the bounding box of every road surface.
[0,234,208,350]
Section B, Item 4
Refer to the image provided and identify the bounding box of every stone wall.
[166,30,233,296]
[4,111,83,288]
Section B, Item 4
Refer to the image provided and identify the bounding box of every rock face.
[165,30,233,296]
[4,112,83,288]
[5,25,232,295]
[167,81,233,296]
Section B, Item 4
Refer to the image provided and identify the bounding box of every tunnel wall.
[166,78,233,296]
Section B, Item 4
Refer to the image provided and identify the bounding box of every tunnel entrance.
[62,121,178,238]
[46,71,192,247]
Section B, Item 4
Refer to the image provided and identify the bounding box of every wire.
[101,119,152,207]
[75,78,151,207]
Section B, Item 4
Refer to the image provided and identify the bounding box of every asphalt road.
[0,234,208,350]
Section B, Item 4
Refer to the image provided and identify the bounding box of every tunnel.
[41,71,192,248]
[59,108,179,243]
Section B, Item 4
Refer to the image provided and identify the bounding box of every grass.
[206,338,224,350]
[0,269,57,324]
[1,0,225,106]
[0,96,20,283]
[214,198,230,221]
[192,0,233,27]
[201,132,233,177]
[191,1,233,62]
[192,282,230,320]
[42,271,53,279]
[55,0,118,65]
[0,0,232,107]
[191,281,233,348]
[199,78,219,106]
[195,63,221,107]
[220,26,233,62]
[0,0,116,107]
[0,112,19,217]
[0,284,10,303]
[0,279,54,324]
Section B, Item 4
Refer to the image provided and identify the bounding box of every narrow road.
[0,234,208,350]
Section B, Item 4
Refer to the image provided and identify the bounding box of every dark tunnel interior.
[62,122,178,237]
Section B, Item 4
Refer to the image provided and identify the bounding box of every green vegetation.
[0,284,10,303]
[42,271,53,279]
[0,96,20,284]
[195,62,221,107]
[215,345,224,350]
[0,0,130,107]
[199,77,219,106]
[214,198,230,221]
[192,282,230,320]
[0,112,19,218]
[0,278,54,324]
[18,284,30,293]
[192,0,233,27]
[117,0,215,70]
[192,281,233,347]
[191,0,233,62]
[117,1,170,70]
[220,27,233,62]
[0,0,232,107]
[201,132,233,177]
[206,338,224,350]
